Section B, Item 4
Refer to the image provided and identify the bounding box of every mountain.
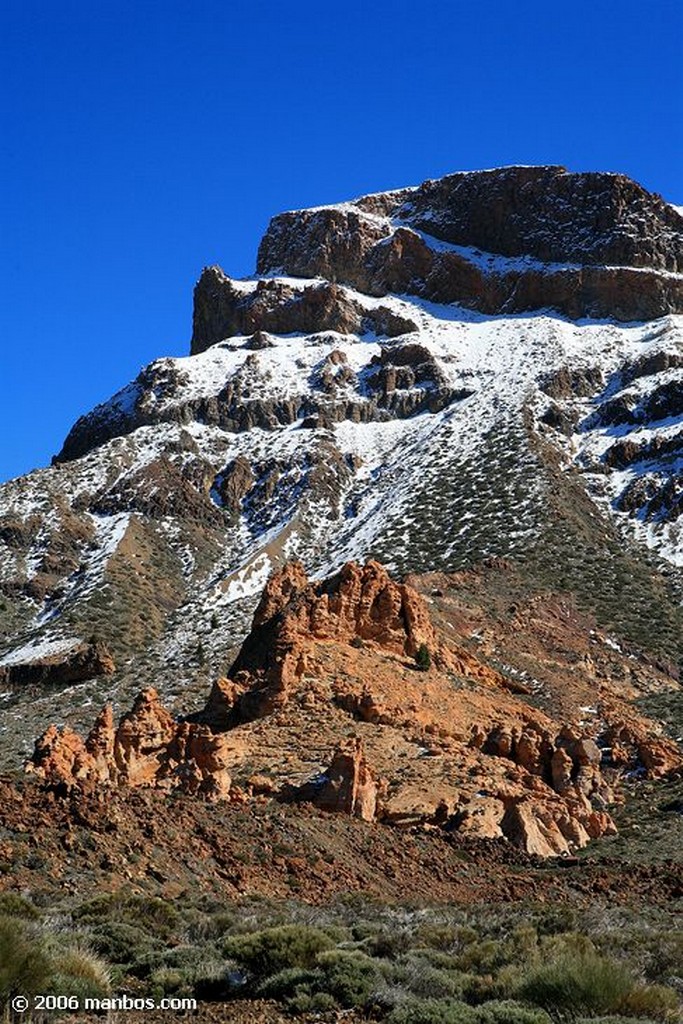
[1,164,683,1023]
[2,166,683,774]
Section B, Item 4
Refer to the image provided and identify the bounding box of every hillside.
[0,165,682,1023]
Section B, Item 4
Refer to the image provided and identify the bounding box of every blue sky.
[1,0,681,481]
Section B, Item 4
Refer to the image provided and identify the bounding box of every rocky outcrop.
[218,560,439,721]
[599,702,683,778]
[55,331,462,465]
[23,559,677,860]
[91,453,222,526]
[295,738,378,821]
[473,721,614,803]
[0,639,115,692]
[191,270,417,355]
[211,456,255,514]
[27,688,233,800]
[257,167,683,322]
[387,167,682,269]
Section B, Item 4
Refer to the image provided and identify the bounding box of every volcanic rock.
[257,167,683,322]
[223,560,438,720]
[191,270,417,355]
[0,639,115,692]
[27,688,233,800]
[296,737,378,821]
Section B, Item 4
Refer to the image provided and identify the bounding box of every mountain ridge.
[1,163,682,782]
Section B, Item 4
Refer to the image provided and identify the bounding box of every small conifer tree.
[415,643,431,672]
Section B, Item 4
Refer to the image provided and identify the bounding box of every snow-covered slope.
[2,165,683,768]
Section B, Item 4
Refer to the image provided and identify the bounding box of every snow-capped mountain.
[2,165,683,766]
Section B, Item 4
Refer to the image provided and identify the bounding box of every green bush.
[223,924,334,980]
[393,960,464,1000]
[462,964,519,1005]
[618,983,681,1021]
[415,922,460,949]
[0,916,52,1001]
[0,917,110,1007]
[256,966,320,1001]
[316,949,381,1007]
[366,926,415,959]
[74,894,178,939]
[89,921,156,965]
[286,991,338,1014]
[387,998,478,1024]
[50,946,111,999]
[0,893,40,920]
[518,951,635,1016]
[475,1001,551,1024]
[415,644,431,672]
[255,948,380,1010]
[574,1018,661,1024]
[456,938,513,975]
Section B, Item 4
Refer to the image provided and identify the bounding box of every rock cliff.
[252,166,683,326]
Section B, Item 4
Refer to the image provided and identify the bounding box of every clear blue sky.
[1,0,681,482]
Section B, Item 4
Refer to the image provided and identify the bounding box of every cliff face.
[246,166,683,331]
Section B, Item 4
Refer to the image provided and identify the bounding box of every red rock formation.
[24,559,677,861]
[599,698,683,778]
[225,560,440,721]
[298,738,378,822]
[475,720,614,807]
[27,688,232,801]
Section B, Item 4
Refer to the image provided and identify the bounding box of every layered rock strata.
[253,166,683,324]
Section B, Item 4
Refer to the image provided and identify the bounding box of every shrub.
[287,991,338,1014]
[88,921,156,965]
[394,960,464,1000]
[367,926,415,959]
[50,946,111,999]
[74,894,178,939]
[462,964,519,1004]
[387,998,478,1024]
[316,949,382,1007]
[618,983,681,1021]
[415,644,431,672]
[574,1018,661,1024]
[223,924,334,981]
[256,967,320,1001]
[0,893,39,921]
[475,1001,551,1024]
[415,922,460,950]
[456,938,512,975]
[0,916,52,1001]
[518,951,635,1016]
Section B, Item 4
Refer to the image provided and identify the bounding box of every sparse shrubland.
[2,893,676,1021]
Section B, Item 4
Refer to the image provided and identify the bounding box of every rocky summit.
[1,165,682,1024]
